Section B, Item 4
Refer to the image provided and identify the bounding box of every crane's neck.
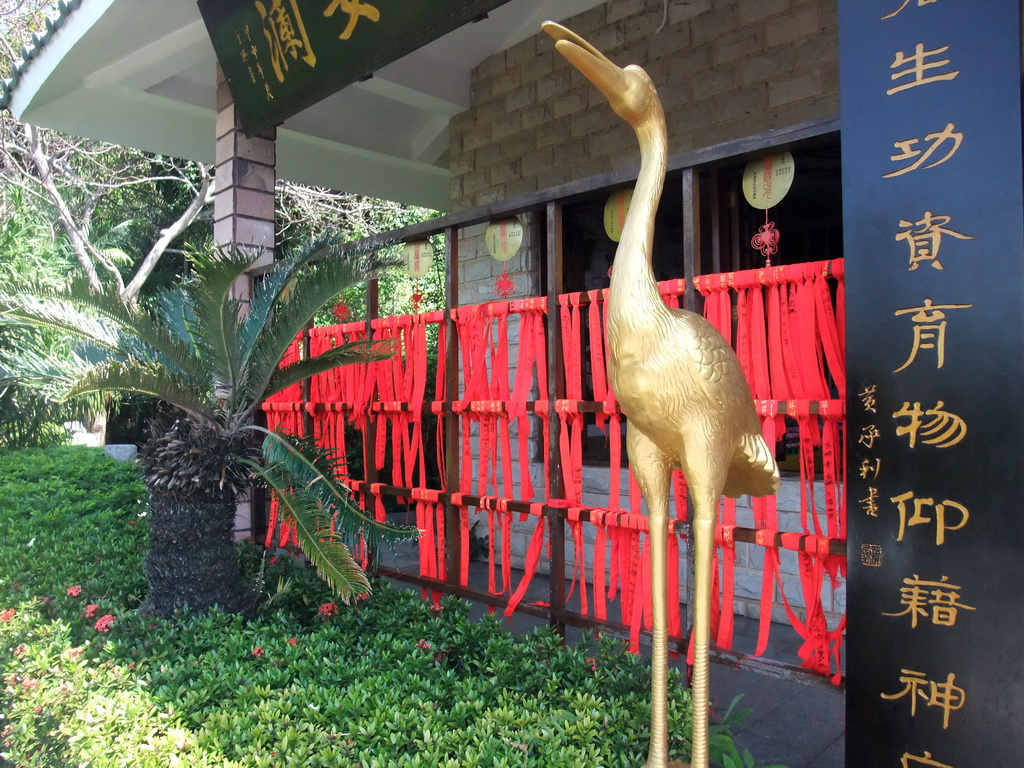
[607,111,670,336]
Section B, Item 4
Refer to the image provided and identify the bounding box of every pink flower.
[357,592,370,601]
[287,637,298,646]
[270,556,279,565]
[0,609,15,622]
[252,647,265,658]
[94,614,115,632]
[415,639,433,651]
[585,656,598,672]
[318,602,338,619]
[84,604,99,619]
[66,585,82,597]
[12,645,27,658]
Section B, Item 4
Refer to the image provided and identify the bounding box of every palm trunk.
[142,489,245,616]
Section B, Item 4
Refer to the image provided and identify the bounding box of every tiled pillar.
[214,64,276,304]
[214,64,276,539]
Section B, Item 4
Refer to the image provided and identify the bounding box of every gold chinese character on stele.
[883,574,975,628]
[887,43,959,95]
[889,491,969,545]
[882,669,966,729]
[892,400,967,449]
[901,751,956,768]
[896,211,973,271]
[883,0,940,20]
[885,123,963,179]
[894,299,973,373]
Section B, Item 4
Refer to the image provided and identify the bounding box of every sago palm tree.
[0,239,414,617]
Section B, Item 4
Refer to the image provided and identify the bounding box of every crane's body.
[544,22,780,768]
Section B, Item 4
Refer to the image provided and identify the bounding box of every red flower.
[252,647,265,658]
[84,604,99,619]
[318,602,338,619]
[288,637,298,645]
[585,656,598,673]
[415,639,433,651]
[0,609,15,622]
[66,585,82,597]
[94,614,115,632]
[270,556,279,565]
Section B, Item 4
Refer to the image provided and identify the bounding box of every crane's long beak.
[542,21,629,105]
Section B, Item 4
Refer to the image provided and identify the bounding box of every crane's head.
[543,21,661,128]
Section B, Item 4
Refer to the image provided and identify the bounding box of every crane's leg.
[681,454,728,768]
[627,426,674,768]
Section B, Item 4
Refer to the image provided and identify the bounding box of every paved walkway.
[381,546,845,768]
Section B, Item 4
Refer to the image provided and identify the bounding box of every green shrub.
[0,447,781,768]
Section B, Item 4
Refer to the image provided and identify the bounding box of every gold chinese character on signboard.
[255,0,317,83]
[860,486,880,517]
[896,211,974,270]
[887,43,959,95]
[882,670,966,729]
[885,123,963,178]
[902,753,956,768]
[889,491,969,545]
[883,0,940,20]
[883,574,976,628]
[893,299,973,372]
[858,424,881,449]
[324,0,381,40]
[859,384,878,413]
[892,401,967,448]
[859,457,881,480]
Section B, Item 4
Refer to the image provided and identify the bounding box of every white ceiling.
[9,0,606,211]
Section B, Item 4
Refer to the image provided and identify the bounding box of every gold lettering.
[896,211,973,271]
[885,123,963,178]
[883,574,975,628]
[882,670,966,729]
[882,0,940,20]
[860,486,881,517]
[889,491,969,545]
[254,0,317,83]
[859,384,878,413]
[892,400,967,449]
[902,751,957,768]
[324,0,381,40]
[893,299,973,373]
[887,43,959,95]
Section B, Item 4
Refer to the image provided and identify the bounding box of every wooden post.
[443,226,462,583]
[546,201,566,636]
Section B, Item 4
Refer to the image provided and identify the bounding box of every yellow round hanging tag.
[485,219,523,262]
[604,189,633,242]
[402,241,432,279]
[742,152,795,209]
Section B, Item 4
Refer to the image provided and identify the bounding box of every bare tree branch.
[121,164,215,303]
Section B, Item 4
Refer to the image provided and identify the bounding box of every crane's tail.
[724,433,780,499]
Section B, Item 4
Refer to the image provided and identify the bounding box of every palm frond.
[183,248,257,410]
[261,338,397,404]
[0,277,208,385]
[258,428,416,544]
[241,255,394,405]
[249,466,370,602]
[65,358,218,427]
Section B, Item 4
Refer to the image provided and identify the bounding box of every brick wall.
[449,0,839,212]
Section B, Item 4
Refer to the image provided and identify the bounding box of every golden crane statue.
[543,22,781,768]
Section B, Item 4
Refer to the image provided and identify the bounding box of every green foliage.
[244,430,417,603]
[0,447,785,768]
[0,237,400,610]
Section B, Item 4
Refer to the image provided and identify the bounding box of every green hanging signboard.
[197,0,511,135]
